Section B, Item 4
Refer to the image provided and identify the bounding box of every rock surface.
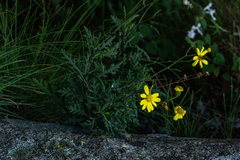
[0,118,240,160]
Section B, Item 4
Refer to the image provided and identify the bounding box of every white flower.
[187,23,202,39]
[188,30,196,39]
[195,23,203,35]
[204,2,216,21]
[205,9,216,21]
[183,0,193,9]
[183,0,190,5]
[204,2,212,11]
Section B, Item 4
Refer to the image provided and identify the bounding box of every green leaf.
[100,102,111,112]
[201,18,207,30]
[185,36,193,45]
[145,42,158,55]
[211,43,218,57]
[233,32,239,36]
[231,55,240,71]
[213,53,225,65]
[194,40,205,49]
[129,30,139,45]
[204,34,211,45]
[213,67,220,77]
[139,24,152,37]
[202,64,215,73]
[222,72,230,81]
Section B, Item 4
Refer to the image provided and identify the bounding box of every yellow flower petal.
[173,114,179,121]
[152,101,157,107]
[200,46,205,53]
[140,99,147,106]
[196,48,201,56]
[144,85,149,95]
[151,93,159,98]
[142,102,147,110]
[183,110,186,115]
[202,59,208,65]
[152,97,161,102]
[199,61,203,68]
[201,50,208,56]
[192,60,199,67]
[140,94,147,98]
[193,56,198,60]
[147,102,153,112]
[177,114,183,119]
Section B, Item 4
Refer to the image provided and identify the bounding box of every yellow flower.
[173,106,186,121]
[192,46,209,68]
[81,141,86,146]
[207,48,211,52]
[174,86,184,92]
[140,85,161,112]
[161,102,168,110]
[121,144,129,147]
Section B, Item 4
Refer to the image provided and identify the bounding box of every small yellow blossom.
[54,141,61,148]
[173,106,186,121]
[81,141,86,146]
[161,102,168,110]
[121,144,129,147]
[192,46,209,68]
[101,135,106,138]
[207,48,211,52]
[174,86,184,92]
[140,85,161,112]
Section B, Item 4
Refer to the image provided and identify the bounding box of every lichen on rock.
[7,137,95,160]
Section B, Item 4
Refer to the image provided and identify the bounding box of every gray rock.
[1,118,240,160]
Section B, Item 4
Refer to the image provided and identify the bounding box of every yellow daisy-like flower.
[174,86,184,92]
[173,106,186,121]
[140,85,161,112]
[192,46,209,68]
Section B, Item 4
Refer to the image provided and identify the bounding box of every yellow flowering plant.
[174,86,184,97]
[174,86,184,92]
[192,46,210,68]
[140,85,161,112]
[173,106,186,121]
[139,84,188,121]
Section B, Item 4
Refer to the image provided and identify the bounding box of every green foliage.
[1,0,240,139]
[231,55,240,71]
[50,21,151,136]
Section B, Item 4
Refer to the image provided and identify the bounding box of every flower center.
[146,95,153,102]
[177,108,184,114]
[198,56,203,61]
